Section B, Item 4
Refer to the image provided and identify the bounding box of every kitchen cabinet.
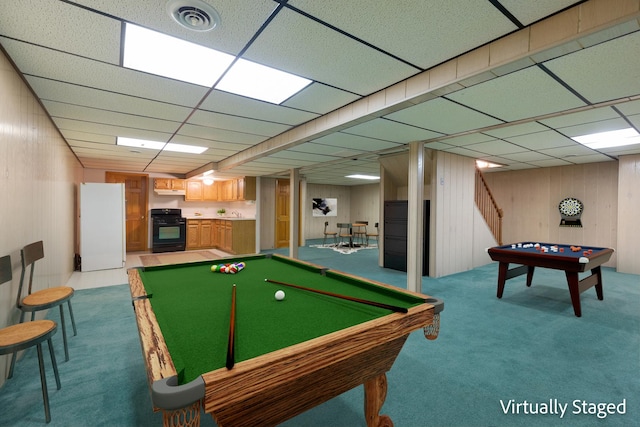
[187,219,255,254]
[237,176,256,201]
[184,177,256,202]
[154,178,185,190]
[185,181,203,201]
[186,219,215,250]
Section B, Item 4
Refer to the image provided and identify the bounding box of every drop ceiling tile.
[545,31,640,104]
[538,106,620,129]
[566,153,616,163]
[2,38,209,107]
[626,113,640,129]
[466,140,528,156]
[189,110,290,138]
[500,151,555,162]
[483,122,549,138]
[503,130,575,150]
[73,0,277,56]
[312,133,404,152]
[282,83,361,115]
[386,98,503,135]
[0,0,121,64]
[538,144,597,158]
[437,133,498,147]
[289,0,516,69]
[499,0,582,26]
[441,146,485,158]
[555,117,630,138]
[344,119,444,143]
[527,158,573,167]
[53,118,172,142]
[270,150,338,164]
[615,99,640,115]
[177,124,266,145]
[242,7,419,96]
[447,66,587,122]
[27,77,194,121]
[43,101,181,133]
[200,89,318,126]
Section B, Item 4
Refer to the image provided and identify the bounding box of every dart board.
[558,197,583,227]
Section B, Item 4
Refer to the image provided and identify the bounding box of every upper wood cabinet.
[154,178,185,190]
[184,177,256,201]
[185,180,204,201]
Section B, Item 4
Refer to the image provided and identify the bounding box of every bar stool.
[366,223,379,247]
[0,254,61,423]
[337,223,353,247]
[322,221,338,247]
[352,221,368,246]
[11,241,76,373]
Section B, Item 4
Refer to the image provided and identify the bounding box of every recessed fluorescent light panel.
[117,137,207,154]
[216,58,312,104]
[571,128,640,149]
[346,174,380,180]
[123,23,311,104]
[123,23,233,87]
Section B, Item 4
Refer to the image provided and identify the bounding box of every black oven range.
[150,208,186,253]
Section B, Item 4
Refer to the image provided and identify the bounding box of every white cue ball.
[275,290,285,301]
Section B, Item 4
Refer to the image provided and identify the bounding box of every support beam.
[289,168,300,259]
[407,142,424,293]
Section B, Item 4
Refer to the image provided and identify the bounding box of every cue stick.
[226,284,237,370]
[265,278,408,313]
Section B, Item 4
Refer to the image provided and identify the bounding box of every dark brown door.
[275,179,290,248]
[106,172,148,252]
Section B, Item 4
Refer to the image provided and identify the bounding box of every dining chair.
[322,221,338,247]
[366,223,379,247]
[337,223,353,247]
[0,254,61,423]
[353,221,368,246]
[11,241,76,370]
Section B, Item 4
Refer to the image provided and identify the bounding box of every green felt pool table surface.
[137,254,426,384]
[128,253,443,427]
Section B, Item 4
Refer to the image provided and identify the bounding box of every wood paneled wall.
[432,152,476,277]
[617,154,640,274]
[483,162,619,267]
[0,48,82,385]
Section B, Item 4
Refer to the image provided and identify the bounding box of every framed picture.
[312,198,337,217]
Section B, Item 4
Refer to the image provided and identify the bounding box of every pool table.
[127,253,444,427]
[487,242,614,317]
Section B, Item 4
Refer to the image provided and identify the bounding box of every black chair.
[11,241,76,370]
[0,254,61,423]
[322,221,338,247]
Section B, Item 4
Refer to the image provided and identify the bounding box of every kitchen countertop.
[185,216,255,221]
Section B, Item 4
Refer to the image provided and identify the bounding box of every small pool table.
[128,253,443,427]
[487,242,614,317]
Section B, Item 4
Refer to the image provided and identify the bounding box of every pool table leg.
[364,373,393,427]
[565,271,582,317]
[496,263,535,298]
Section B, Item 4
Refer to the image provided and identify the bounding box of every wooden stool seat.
[22,287,74,309]
[0,320,57,351]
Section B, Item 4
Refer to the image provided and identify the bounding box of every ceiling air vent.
[167,0,220,32]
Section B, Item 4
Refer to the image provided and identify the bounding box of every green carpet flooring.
[1,241,638,426]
